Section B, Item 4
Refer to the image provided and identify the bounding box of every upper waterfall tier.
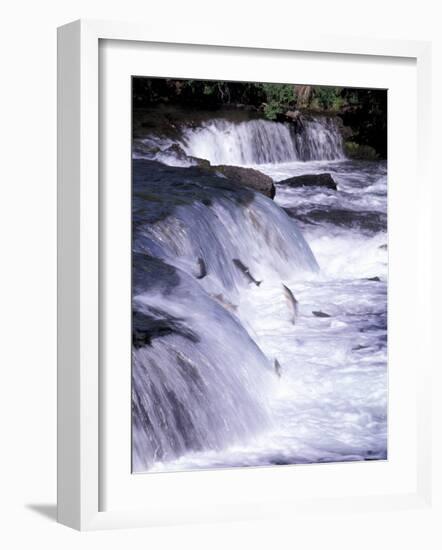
[180,116,345,165]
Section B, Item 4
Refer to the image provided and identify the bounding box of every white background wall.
[0,0,440,547]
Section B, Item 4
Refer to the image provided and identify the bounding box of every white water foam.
[132,117,387,472]
[181,117,344,165]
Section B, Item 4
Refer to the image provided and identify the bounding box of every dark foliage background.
[133,78,387,159]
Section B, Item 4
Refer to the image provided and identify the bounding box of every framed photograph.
[57,19,432,530]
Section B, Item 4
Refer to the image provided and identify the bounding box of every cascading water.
[132,161,319,470]
[136,193,318,297]
[180,117,344,165]
[291,117,346,161]
[132,109,387,473]
[133,115,345,168]
[132,261,275,471]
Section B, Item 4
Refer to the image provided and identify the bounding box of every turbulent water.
[132,114,387,473]
[133,115,344,166]
[180,117,344,164]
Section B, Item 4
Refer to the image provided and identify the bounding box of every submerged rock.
[284,207,387,235]
[278,173,338,190]
[210,165,276,199]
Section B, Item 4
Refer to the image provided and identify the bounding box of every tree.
[260,83,295,120]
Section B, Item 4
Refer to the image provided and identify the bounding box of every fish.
[232,259,262,287]
[196,257,207,279]
[212,293,238,313]
[312,310,331,318]
[282,283,298,324]
[274,359,282,378]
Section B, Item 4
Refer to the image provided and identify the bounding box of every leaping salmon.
[212,293,238,313]
[282,283,299,324]
[196,257,207,279]
[232,259,262,287]
[312,310,331,318]
[274,359,282,378]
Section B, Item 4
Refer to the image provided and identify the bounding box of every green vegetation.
[310,87,344,112]
[132,78,387,159]
[259,83,295,120]
[133,78,370,119]
[344,142,379,160]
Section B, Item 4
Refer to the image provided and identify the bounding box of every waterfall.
[132,104,387,471]
[180,116,344,165]
[132,160,319,471]
[292,117,346,161]
[136,192,318,298]
[132,263,274,472]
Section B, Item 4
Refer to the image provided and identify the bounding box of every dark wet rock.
[133,308,199,349]
[284,207,387,235]
[132,159,256,226]
[278,173,337,191]
[208,165,276,199]
[140,139,212,169]
[189,156,211,169]
[312,311,331,318]
[164,143,188,160]
[133,109,183,140]
[234,103,258,111]
[132,253,181,296]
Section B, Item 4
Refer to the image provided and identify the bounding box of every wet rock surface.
[278,173,338,190]
[208,164,275,198]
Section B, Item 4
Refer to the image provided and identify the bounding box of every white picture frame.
[57,19,433,531]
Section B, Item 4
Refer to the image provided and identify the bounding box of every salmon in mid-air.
[232,258,262,287]
[282,283,299,324]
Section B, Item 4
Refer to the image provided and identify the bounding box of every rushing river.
[132,114,387,473]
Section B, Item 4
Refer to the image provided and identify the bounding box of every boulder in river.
[163,143,189,162]
[189,156,211,169]
[209,165,276,199]
[278,173,338,191]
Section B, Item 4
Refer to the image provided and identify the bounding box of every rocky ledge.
[278,173,337,191]
[208,165,275,199]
